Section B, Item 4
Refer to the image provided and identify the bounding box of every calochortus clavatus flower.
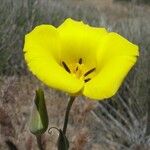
[24,18,139,100]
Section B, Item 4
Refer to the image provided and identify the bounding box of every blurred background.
[0,0,150,149]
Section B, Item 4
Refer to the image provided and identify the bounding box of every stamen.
[76,66,78,71]
[79,58,82,64]
[62,61,71,73]
[84,68,96,77]
[84,78,91,82]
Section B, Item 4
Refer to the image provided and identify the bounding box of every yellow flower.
[24,18,139,100]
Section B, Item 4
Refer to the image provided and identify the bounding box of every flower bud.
[29,89,48,135]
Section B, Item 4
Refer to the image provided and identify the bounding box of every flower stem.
[62,96,76,135]
[36,135,44,150]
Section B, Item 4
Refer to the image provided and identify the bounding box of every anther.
[76,66,78,71]
[84,68,96,77]
[84,78,91,83]
[79,58,82,64]
[62,61,71,73]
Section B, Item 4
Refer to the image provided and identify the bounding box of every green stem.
[36,135,44,150]
[146,98,150,135]
[62,96,76,135]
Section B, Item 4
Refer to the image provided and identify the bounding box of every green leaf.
[57,129,69,150]
[29,88,49,135]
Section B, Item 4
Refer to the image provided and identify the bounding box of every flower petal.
[83,33,139,100]
[57,18,108,68]
[83,56,137,99]
[96,32,139,70]
[24,25,84,94]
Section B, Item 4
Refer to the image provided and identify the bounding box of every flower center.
[62,58,96,83]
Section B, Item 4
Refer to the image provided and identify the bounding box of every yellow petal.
[96,32,139,70]
[83,33,139,100]
[57,18,108,69]
[24,25,84,94]
[83,56,137,99]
